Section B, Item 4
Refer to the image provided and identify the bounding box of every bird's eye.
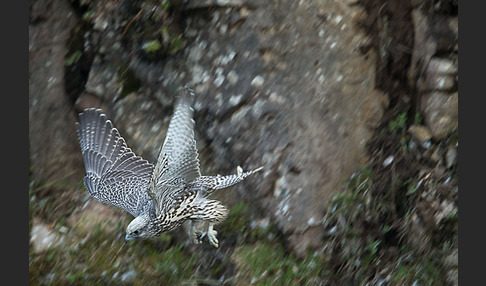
[133,230,140,235]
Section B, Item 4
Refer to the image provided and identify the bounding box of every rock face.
[409,5,458,140]
[179,0,386,256]
[29,0,387,256]
[29,0,84,186]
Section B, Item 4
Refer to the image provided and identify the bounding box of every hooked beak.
[125,234,135,242]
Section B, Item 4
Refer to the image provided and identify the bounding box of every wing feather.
[153,86,201,183]
[148,86,201,215]
[76,108,154,217]
[99,119,113,155]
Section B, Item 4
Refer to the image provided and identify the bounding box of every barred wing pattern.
[189,166,264,197]
[148,86,201,214]
[76,109,154,217]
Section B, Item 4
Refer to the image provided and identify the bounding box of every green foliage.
[82,11,95,22]
[153,244,199,281]
[362,239,381,265]
[414,111,423,125]
[331,166,373,221]
[168,34,184,54]
[321,161,455,285]
[221,201,250,232]
[388,112,407,134]
[143,40,162,54]
[65,50,83,66]
[233,242,325,285]
[390,255,444,285]
[161,0,170,11]
[405,179,420,196]
[66,272,79,284]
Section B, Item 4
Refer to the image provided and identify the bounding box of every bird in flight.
[75,86,262,247]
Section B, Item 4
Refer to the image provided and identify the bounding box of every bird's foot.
[192,230,204,244]
[189,221,204,244]
[207,224,219,248]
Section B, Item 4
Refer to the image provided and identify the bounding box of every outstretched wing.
[155,86,201,182]
[76,108,154,217]
[188,166,263,197]
[148,86,201,215]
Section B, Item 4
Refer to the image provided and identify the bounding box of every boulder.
[421,92,458,140]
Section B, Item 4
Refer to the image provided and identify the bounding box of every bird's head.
[125,213,152,242]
